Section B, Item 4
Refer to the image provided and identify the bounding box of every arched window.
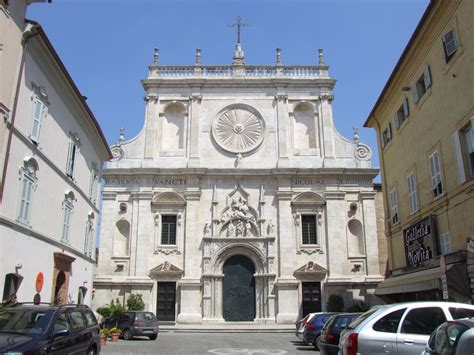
[347,219,365,256]
[113,219,130,256]
[161,104,186,151]
[292,103,316,152]
[62,191,76,244]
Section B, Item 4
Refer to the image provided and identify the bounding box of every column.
[275,93,290,167]
[188,94,201,167]
[361,191,382,279]
[176,186,202,323]
[143,94,159,159]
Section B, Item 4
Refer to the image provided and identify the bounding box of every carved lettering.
[153,178,187,186]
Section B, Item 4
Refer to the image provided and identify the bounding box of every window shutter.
[30,98,43,142]
[411,85,419,104]
[403,97,409,118]
[423,64,432,89]
[452,131,466,184]
[388,122,393,140]
[394,112,400,129]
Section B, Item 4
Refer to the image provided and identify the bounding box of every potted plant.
[99,328,109,345]
[109,327,121,342]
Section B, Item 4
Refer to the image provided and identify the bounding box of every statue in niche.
[204,222,210,236]
[236,220,244,237]
[227,222,235,237]
[267,220,274,235]
[231,196,250,219]
[245,221,251,237]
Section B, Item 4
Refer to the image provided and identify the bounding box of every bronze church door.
[223,255,256,321]
[302,282,321,316]
[156,282,176,321]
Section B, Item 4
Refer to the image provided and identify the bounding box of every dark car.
[423,318,474,355]
[303,312,337,350]
[0,303,100,354]
[318,313,361,355]
[102,311,159,340]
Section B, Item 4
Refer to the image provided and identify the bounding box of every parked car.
[422,318,474,355]
[318,313,361,354]
[303,312,337,349]
[338,301,474,355]
[0,302,100,354]
[295,312,318,340]
[102,310,159,340]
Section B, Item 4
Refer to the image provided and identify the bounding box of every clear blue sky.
[27,0,429,175]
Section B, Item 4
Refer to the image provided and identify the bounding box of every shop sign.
[403,215,436,268]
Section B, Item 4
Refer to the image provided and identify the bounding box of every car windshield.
[0,308,54,335]
[136,312,156,321]
[346,307,380,329]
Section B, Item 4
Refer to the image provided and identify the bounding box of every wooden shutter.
[423,64,432,89]
[411,84,419,104]
[452,131,466,184]
[30,98,44,142]
[403,97,409,118]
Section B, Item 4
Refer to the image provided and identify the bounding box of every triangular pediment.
[294,262,327,277]
[149,262,183,276]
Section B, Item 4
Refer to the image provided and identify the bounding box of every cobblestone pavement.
[100,332,320,355]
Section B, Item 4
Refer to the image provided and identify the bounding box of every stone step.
[160,323,295,333]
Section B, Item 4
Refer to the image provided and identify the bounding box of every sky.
[27,0,429,175]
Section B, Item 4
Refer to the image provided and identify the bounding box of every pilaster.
[276,189,294,276]
[144,94,159,158]
[188,93,202,167]
[275,93,290,167]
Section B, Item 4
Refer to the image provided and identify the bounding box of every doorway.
[302,282,321,316]
[157,282,176,321]
[223,255,256,321]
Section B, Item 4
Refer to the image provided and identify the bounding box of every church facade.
[94,41,384,323]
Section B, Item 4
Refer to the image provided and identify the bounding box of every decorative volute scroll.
[211,104,265,154]
[353,126,372,161]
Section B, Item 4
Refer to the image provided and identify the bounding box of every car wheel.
[313,335,321,350]
[149,334,158,340]
[123,328,133,340]
[86,345,97,355]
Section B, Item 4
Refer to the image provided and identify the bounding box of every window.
[449,307,474,319]
[62,191,75,244]
[373,308,406,333]
[53,312,70,332]
[84,310,98,327]
[89,163,100,203]
[412,64,432,104]
[443,29,457,62]
[461,122,474,177]
[401,307,447,335]
[161,215,177,245]
[395,98,410,129]
[301,215,317,244]
[66,133,80,178]
[439,233,451,255]
[407,172,418,214]
[30,97,46,143]
[381,122,393,148]
[17,158,38,225]
[429,150,443,198]
[389,190,399,224]
[29,82,49,143]
[84,213,94,257]
[69,311,86,329]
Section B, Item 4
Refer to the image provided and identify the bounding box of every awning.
[375,267,441,296]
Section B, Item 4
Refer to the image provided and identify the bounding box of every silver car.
[338,301,474,355]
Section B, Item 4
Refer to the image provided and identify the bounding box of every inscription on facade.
[104,177,187,186]
[292,178,370,186]
[153,178,186,186]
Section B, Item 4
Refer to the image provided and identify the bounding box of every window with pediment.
[61,191,76,244]
[17,157,39,225]
[292,192,325,253]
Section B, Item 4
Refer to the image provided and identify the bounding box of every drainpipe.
[0,23,40,203]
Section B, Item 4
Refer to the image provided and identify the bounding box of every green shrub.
[327,295,345,312]
[96,306,111,319]
[127,293,145,311]
[347,301,370,313]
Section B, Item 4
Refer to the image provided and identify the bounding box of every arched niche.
[292,102,317,152]
[347,219,365,256]
[161,103,186,151]
[113,219,130,256]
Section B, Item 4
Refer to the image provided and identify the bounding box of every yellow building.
[365,0,473,303]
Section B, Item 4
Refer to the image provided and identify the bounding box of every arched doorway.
[223,255,255,321]
[54,271,66,304]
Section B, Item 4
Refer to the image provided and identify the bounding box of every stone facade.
[94,44,384,323]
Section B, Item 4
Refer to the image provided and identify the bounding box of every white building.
[94,38,384,323]
[0,15,111,305]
